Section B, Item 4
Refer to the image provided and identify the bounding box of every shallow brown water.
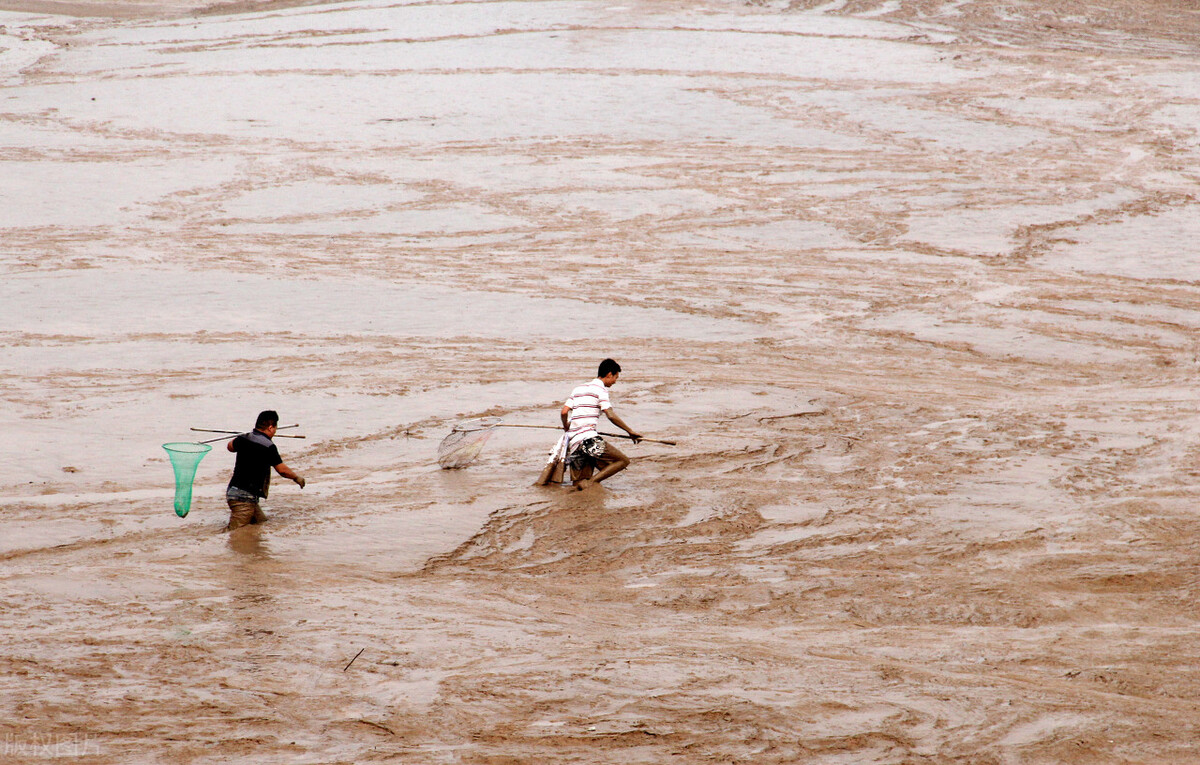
[2,0,1200,762]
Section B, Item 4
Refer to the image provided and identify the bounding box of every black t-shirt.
[227,431,282,498]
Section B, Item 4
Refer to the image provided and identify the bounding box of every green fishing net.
[162,442,212,518]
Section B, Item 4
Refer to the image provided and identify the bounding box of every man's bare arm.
[604,409,641,443]
[274,462,306,488]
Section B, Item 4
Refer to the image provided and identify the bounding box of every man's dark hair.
[598,358,621,378]
[255,410,280,429]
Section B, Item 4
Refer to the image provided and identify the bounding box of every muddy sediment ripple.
[2,0,1200,762]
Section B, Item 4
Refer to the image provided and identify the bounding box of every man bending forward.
[561,359,642,490]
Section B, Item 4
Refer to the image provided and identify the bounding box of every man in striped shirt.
[560,358,642,490]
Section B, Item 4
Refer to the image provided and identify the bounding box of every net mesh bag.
[163,441,212,517]
[437,417,501,469]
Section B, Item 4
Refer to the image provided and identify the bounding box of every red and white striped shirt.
[564,378,612,449]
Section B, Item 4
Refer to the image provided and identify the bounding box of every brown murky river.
[2,0,1200,761]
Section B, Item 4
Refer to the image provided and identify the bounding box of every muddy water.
[3,0,1200,762]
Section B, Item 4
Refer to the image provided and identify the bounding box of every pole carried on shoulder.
[190,426,306,444]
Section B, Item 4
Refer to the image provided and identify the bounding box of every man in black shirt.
[225,410,306,531]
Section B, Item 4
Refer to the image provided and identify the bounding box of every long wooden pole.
[192,426,306,444]
[489,423,675,446]
[191,425,299,434]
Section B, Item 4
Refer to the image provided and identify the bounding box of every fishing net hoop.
[437,417,503,469]
[163,441,214,455]
[450,416,503,433]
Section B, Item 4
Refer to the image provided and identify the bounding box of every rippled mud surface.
[3,0,1200,762]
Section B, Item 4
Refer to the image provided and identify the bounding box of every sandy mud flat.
[2,0,1200,762]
